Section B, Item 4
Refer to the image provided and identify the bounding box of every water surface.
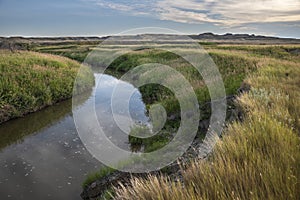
[0,74,148,199]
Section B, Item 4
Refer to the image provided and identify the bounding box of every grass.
[0,50,94,123]
[212,45,300,62]
[112,47,300,200]
[80,47,258,186]
[35,43,96,62]
[107,49,258,152]
[31,43,300,197]
[74,45,258,185]
[106,48,258,103]
[129,126,173,153]
[82,166,116,188]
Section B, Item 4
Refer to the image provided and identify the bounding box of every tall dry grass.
[113,50,300,200]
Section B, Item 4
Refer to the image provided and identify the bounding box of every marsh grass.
[35,44,299,197]
[107,49,257,153]
[81,47,258,186]
[213,44,300,62]
[113,47,300,200]
[36,44,95,62]
[0,50,94,123]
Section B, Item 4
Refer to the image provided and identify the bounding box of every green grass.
[212,45,300,62]
[31,44,299,198]
[35,43,96,62]
[0,50,94,123]
[98,188,115,200]
[107,49,257,152]
[82,166,116,188]
[113,46,300,200]
[198,41,217,46]
[79,46,259,186]
[107,49,258,102]
[129,126,173,153]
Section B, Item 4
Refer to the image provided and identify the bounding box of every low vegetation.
[29,43,299,199]
[108,49,258,152]
[0,50,94,123]
[113,47,300,200]
[35,43,96,62]
[77,47,258,188]
[82,166,116,188]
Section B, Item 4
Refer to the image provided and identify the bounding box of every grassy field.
[112,47,300,200]
[35,43,96,63]
[31,43,299,199]
[36,43,258,151]
[0,50,94,123]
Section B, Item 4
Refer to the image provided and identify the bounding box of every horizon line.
[1,32,300,40]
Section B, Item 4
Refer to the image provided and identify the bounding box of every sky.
[0,0,299,38]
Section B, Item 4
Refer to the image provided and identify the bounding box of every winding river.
[0,74,149,199]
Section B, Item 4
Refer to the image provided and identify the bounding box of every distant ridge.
[189,32,300,43]
[1,33,300,49]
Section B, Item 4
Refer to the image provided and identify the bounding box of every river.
[0,73,149,200]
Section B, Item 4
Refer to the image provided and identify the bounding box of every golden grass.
[113,48,300,200]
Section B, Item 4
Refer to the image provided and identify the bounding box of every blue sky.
[0,0,299,38]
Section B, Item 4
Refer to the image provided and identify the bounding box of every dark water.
[0,74,148,200]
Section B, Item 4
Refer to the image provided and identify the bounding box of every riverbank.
[111,49,300,199]
[81,93,243,200]
[79,47,257,190]
[0,50,94,124]
[79,45,299,199]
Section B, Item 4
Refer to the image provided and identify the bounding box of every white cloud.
[96,1,132,11]
[87,0,156,15]
[156,0,300,26]
[90,0,300,26]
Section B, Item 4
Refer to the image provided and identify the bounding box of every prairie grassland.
[0,50,94,123]
[33,44,300,198]
[75,45,259,187]
[36,43,96,62]
[211,44,300,62]
[107,48,258,110]
[107,48,258,152]
[113,49,300,200]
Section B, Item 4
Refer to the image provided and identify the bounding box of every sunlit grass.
[0,50,94,123]
[113,48,300,200]
[33,44,300,198]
